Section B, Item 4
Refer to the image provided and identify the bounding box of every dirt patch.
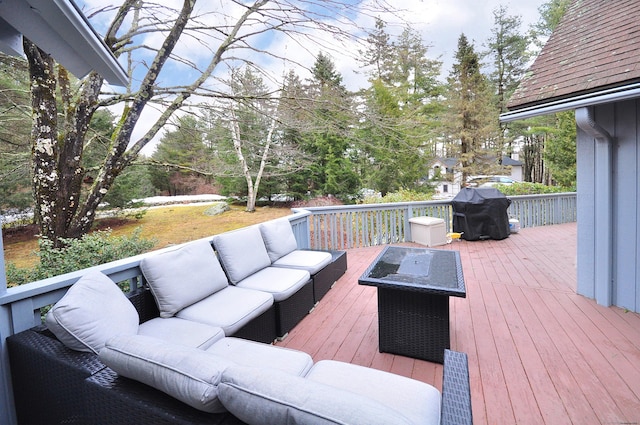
[1,217,132,243]
[92,217,131,231]
[2,223,39,243]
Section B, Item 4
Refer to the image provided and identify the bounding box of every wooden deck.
[276,223,640,424]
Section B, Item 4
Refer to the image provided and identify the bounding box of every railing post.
[405,204,413,243]
[1,227,7,296]
[0,227,16,425]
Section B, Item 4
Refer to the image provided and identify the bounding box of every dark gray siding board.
[611,100,639,311]
[577,122,596,301]
[577,99,640,312]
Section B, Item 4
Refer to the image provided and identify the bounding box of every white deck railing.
[0,192,576,424]
[295,192,577,250]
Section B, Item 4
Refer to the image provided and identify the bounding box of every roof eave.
[500,82,640,123]
[0,0,127,87]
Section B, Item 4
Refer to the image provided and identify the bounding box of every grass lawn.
[2,203,291,269]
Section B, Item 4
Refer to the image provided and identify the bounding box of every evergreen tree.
[530,0,573,48]
[151,115,213,195]
[486,5,531,156]
[296,52,359,200]
[359,17,394,83]
[516,0,575,186]
[446,34,499,182]
[357,21,442,195]
[545,111,576,187]
[277,70,315,199]
[0,54,32,213]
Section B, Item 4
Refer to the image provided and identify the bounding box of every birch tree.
[24,0,392,246]
[229,108,277,212]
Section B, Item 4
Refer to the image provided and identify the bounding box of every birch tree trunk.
[229,110,277,212]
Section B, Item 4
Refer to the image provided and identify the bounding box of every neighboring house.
[501,155,523,182]
[0,1,125,424]
[429,156,522,197]
[429,157,461,198]
[501,0,640,312]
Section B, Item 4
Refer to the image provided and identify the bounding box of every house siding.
[577,99,640,312]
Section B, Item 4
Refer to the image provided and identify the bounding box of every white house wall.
[576,99,640,312]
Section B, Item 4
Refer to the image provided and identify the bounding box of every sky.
[79,0,549,154]
[83,0,549,88]
[335,0,548,90]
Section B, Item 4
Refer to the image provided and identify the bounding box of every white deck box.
[408,216,447,247]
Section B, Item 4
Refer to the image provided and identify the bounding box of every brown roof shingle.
[507,0,640,110]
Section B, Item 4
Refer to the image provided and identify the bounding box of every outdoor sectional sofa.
[7,222,472,424]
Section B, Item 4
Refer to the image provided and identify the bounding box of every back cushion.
[45,270,139,354]
[140,239,228,317]
[213,226,271,284]
[100,334,234,413]
[259,218,298,262]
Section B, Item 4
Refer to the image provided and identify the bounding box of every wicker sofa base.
[7,326,244,425]
[312,250,347,303]
[274,279,314,337]
[8,324,472,425]
[86,368,243,425]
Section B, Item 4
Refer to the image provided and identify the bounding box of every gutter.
[0,0,128,86]
[500,83,640,122]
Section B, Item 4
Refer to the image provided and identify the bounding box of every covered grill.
[452,188,511,241]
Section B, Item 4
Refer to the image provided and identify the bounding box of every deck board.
[276,222,640,424]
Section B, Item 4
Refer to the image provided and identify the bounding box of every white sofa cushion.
[218,365,415,425]
[306,360,442,425]
[99,334,235,413]
[213,226,271,284]
[272,250,332,275]
[137,317,225,349]
[176,286,273,335]
[45,270,139,354]
[235,266,310,302]
[259,218,298,262]
[206,337,313,376]
[140,239,228,317]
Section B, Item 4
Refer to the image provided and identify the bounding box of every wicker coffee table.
[358,246,466,364]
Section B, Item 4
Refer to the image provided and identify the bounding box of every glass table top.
[359,246,466,296]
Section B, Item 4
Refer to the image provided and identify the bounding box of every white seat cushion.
[218,365,415,425]
[99,334,234,413]
[306,360,442,425]
[137,317,225,349]
[259,218,298,262]
[272,250,332,275]
[235,266,310,302]
[45,270,139,354]
[206,337,313,376]
[140,239,229,318]
[176,286,273,335]
[213,226,272,284]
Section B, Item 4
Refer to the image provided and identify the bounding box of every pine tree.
[357,21,443,195]
[446,34,499,182]
[297,52,359,199]
[486,5,532,158]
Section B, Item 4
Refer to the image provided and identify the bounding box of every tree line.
[0,0,574,247]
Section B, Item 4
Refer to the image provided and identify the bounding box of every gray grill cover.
[452,188,511,241]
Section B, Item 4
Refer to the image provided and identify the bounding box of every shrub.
[496,182,574,196]
[360,188,434,204]
[6,228,156,286]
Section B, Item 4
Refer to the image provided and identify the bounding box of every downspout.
[575,107,614,306]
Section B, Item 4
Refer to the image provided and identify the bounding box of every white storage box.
[408,216,447,247]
